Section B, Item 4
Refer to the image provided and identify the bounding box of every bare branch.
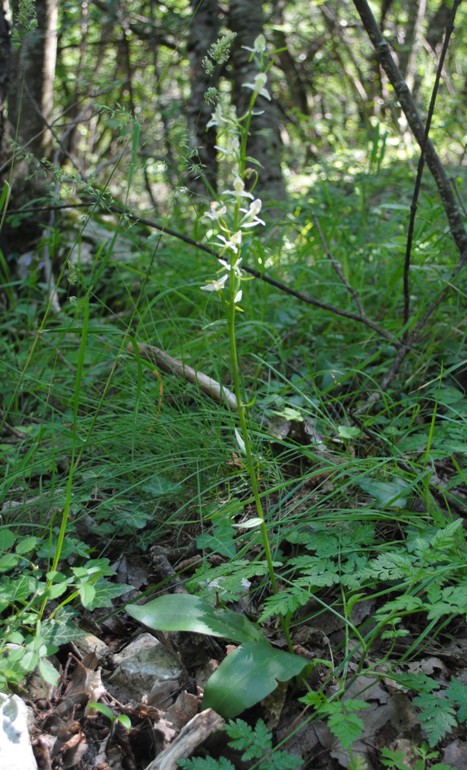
[402,0,462,337]
[9,198,398,344]
[352,0,467,263]
[128,341,238,411]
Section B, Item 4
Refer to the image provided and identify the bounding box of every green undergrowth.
[0,163,465,761]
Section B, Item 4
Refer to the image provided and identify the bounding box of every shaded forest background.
[1,0,465,222]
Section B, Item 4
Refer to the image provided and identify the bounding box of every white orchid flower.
[217,230,242,253]
[219,257,243,276]
[240,198,265,228]
[242,34,267,55]
[204,202,227,221]
[242,72,271,101]
[201,274,229,292]
[224,177,254,201]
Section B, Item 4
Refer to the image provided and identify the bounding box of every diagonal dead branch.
[8,197,399,343]
[402,0,461,337]
[143,709,224,770]
[128,341,238,410]
[352,0,467,264]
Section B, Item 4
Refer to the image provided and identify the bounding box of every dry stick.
[7,196,398,343]
[402,0,462,338]
[143,709,224,770]
[352,0,467,264]
[351,0,466,414]
[128,341,238,411]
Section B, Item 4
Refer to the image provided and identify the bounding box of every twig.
[355,257,464,414]
[352,0,467,263]
[355,343,410,414]
[402,0,462,337]
[128,341,238,411]
[143,709,224,770]
[11,197,397,344]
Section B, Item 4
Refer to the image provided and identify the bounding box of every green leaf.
[141,474,181,496]
[47,581,70,600]
[0,553,20,572]
[15,536,38,555]
[325,699,369,750]
[79,582,96,608]
[126,594,264,643]
[196,518,237,558]
[84,579,133,610]
[179,758,235,770]
[89,702,116,721]
[41,615,84,647]
[337,425,361,440]
[357,478,411,508]
[0,528,16,551]
[445,680,467,721]
[413,693,457,746]
[38,657,60,685]
[427,585,467,620]
[117,714,132,729]
[202,641,308,718]
[367,552,414,581]
[225,718,271,759]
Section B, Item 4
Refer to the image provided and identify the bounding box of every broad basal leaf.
[202,641,308,718]
[126,594,264,643]
[357,478,411,508]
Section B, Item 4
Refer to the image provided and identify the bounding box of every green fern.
[384,673,466,747]
[445,680,467,721]
[259,586,310,623]
[178,757,234,770]
[186,559,272,597]
[179,719,301,770]
[301,692,368,751]
[323,699,369,751]
[413,692,457,747]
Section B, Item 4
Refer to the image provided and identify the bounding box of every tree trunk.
[8,0,57,158]
[228,0,287,209]
[0,2,10,178]
[1,0,58,257]
[397,0,427,99]
[186,0,221,199]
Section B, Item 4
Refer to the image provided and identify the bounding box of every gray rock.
[108,633,184,706]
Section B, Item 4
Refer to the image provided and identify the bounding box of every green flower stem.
[226,267,293,653]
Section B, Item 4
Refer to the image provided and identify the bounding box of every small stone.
[107,633,184,704]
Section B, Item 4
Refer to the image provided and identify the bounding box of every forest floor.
[3,407,466,770]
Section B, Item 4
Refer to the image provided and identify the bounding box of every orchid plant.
[126,35,307,719]
[200,36,288,628]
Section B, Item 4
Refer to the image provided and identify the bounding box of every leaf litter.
[13,529,465,770]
